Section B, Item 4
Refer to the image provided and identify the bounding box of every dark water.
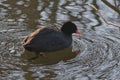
[0,0,120,80]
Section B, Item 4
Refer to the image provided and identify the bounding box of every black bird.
[21,21,80,59]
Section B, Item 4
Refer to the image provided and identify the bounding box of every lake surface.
[0,0,120,80]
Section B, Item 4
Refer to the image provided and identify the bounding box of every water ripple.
[0,0,120,80]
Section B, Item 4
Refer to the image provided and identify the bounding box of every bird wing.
[21,27,45,46]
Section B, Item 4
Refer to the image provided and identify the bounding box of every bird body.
[24,28,72,52]
[21,21,80,59]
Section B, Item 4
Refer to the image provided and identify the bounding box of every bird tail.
[24,45,33,52]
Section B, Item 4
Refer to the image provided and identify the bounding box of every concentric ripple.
[52,28,120,80]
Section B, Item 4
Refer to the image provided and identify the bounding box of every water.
[0,0,120,80]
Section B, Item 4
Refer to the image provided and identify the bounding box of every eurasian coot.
[21,21,80,59]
